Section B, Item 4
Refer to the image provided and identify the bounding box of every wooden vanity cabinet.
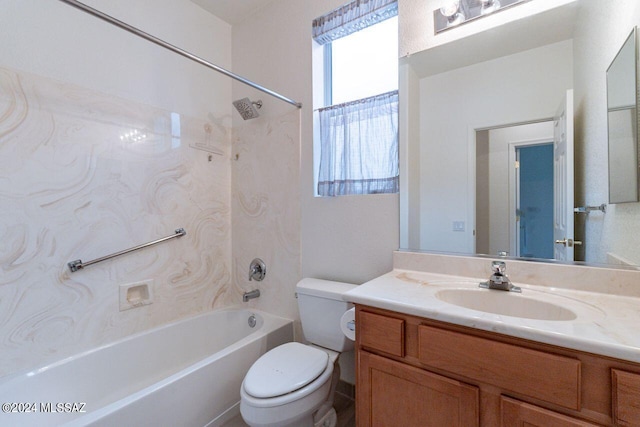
[355,305,640,427]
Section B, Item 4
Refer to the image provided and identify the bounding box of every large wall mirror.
[607,27,639,204]
[399,0,640,269]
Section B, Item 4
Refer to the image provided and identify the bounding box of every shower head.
[232,98,263,120]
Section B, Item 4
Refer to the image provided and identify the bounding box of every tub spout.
[243,289,260,302]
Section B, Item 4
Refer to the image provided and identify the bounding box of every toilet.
[240,278,357,427]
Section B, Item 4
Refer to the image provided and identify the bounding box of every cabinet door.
[612,369,640,426]
[357,351,479,427]
[501,396,599,427]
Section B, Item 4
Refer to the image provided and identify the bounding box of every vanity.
[344,252,640,426]
[376,0,640,424]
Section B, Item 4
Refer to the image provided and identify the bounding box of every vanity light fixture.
[434,0,530,34]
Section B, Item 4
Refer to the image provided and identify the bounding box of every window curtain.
[317,90,399,196]
[312,0,398,45]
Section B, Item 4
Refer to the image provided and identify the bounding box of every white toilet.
[240,278,357,427]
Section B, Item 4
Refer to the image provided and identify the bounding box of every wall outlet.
[452,221,465,232]
[119,281,153,311]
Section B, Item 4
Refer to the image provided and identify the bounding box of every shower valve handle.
[249,258,266,281]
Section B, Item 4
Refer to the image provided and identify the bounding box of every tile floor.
[222,391,355,427]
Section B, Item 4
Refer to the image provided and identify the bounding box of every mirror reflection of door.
[475,119,570,260]
[514,143,554,259]
[552,90,575,262]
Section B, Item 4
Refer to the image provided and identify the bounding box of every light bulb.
[440,0,465,26]
[480,0,501,15]
[440,1,460,18]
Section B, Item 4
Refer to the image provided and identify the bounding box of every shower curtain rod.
[57,0,303,109]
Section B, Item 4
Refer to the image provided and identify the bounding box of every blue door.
[517,144,554,259]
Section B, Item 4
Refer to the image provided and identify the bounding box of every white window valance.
[312,0,398,45]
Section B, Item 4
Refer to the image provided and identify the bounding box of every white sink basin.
[435,288,577,321]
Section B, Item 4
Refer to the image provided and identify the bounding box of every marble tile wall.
[231,110,302,329]
[0,66,238,377]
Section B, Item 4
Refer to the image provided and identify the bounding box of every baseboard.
[336,380,355,400]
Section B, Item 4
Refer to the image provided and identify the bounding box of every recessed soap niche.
[119,281,153,311]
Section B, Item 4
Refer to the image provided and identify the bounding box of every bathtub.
[0,308,293,427]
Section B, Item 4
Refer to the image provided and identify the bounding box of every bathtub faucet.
[243,289,261,302]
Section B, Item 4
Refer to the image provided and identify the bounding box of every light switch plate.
[453,221,465,232]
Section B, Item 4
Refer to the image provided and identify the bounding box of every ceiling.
[191,0,275,25]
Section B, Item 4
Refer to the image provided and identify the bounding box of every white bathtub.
[0,308,293,427]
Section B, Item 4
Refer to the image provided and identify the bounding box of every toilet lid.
[243,342,329,398]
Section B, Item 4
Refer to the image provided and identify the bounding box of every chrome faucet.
[243,289,261,302]
[479,261,521,292]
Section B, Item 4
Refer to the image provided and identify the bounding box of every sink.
[435,288,577,321]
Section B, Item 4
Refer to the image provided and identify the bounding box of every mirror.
[607,27,639,204]
[399,1,640,269]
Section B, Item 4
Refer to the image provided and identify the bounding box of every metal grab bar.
[68,228,186,272]
[57,0,303,109]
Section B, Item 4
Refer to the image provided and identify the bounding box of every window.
[313,0,399,197]
[330,16,398,104]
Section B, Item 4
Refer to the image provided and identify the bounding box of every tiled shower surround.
[231,106,301,326]
[0,66,301,377]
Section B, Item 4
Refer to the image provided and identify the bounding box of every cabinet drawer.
[358,310,405,357]
[501,396,599,426]
[612,369,640,426]
[418,325,581,410]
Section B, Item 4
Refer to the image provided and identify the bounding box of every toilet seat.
[241,342,333,408]
[244,342,329,399]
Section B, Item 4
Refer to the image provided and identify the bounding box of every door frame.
[468,118,554,255]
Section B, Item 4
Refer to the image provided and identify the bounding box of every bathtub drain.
[248,314,257,328]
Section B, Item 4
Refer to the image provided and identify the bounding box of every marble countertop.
[344,269,640,364]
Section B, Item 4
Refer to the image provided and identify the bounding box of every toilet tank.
[296,278,357,352]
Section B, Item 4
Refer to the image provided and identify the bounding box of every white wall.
[573,0,640,266]
[0,0,234,377]
[231,0,399,288]
[2,0,232,117]
[413,40,573,254]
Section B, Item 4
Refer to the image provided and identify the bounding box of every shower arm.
[57,0,303,109]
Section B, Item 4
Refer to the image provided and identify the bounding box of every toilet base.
[240,372,333,427]
[314,406,337,427]
[240,346,343,427]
